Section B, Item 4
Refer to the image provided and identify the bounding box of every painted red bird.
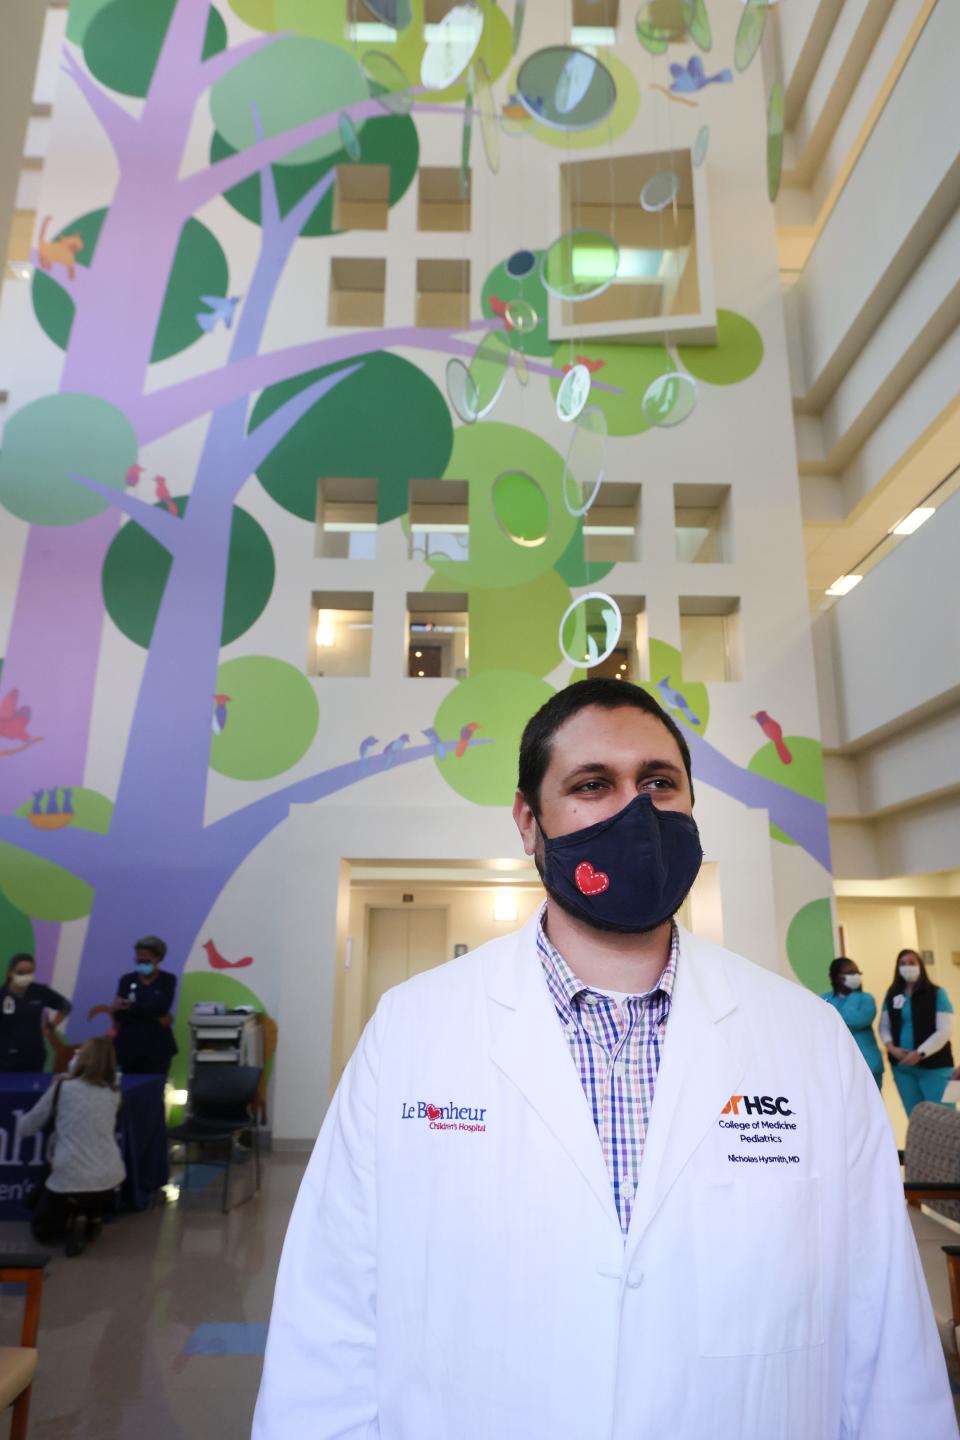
[125,464,145,488]
[455,721,480,759]
[203,938,253,970]
[0,689,34,743]
[487,295,515,332]
[154,475,178,517]
[561,355,606,375]
[752,710,793,765]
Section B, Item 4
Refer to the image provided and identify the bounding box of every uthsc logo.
[722,1094,794,1117]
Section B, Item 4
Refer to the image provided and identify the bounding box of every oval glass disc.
[642,372,698,428]
[338,112,361,162]
[505,298,538,333]
[446,359,479,424]
[693,124,710,168]
[559,592,623,669]
[640,170,679,213]
[421,3,485,90]
[563,405,608,516]
[556,364,592,423]
[683,0,711,51]
[474,59,500,175]
[361,0,413,28]
[469,331,511,419]
[516,47,616,132]
[362,51,413,114]
[514,350,530,387]
[542,229,619,302]
[493,470,549,548]
[734,0,767,73]
[767,80,785,202]
[511,0,526,54]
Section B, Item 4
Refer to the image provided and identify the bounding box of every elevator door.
[365,907,448,1023]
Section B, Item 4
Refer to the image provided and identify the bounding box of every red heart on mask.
[426,1104,441,1120]
[575,861,610,897]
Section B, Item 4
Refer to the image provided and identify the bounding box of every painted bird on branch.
[655,678,701,728]
[422,727,456,760]
[752,710,793,765]
[212,695,231,735]
[455,722,481,758]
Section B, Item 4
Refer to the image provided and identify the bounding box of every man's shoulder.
[682,929,842,1028]
[376,931,513,1016]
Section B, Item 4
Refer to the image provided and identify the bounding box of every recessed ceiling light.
[825,575,863,597]
[890,506,935,536]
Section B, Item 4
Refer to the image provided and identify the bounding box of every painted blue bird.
[30,790,43,815]
[62,787,74,816]
[197,294,241,333]
[360,736,379,760]
[422,727,456,760]
[212,694,231,736]
[670,57,732,94]
[383,734,410,768]
[656,677,701,727]
[45,788,60,815]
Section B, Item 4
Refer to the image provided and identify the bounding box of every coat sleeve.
[252,999,386,1440]
[835,1010,958,1438]
[842,992,876,1031]
[17,1080,59,1139]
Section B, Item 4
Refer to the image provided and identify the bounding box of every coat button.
[620,1179,635,1199]
[627,1270,644,1289]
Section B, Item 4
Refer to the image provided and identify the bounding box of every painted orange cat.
[37,215,83,279]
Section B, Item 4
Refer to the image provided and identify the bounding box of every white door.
[365,907,448,1023]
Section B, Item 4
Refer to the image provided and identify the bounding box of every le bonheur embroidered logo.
[401,1101,487,1133]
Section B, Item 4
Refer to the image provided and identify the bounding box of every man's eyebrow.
[560,759,684,785]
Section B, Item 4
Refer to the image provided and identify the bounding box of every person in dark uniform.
[111,936,178,1076]
[0,953,72,1072]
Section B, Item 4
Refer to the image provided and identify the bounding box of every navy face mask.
[539,792,703,934]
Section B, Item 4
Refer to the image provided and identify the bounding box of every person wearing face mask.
[0,953,72,1072]
[821,958,883,1088]
[110,936,178,1076]
[254,679,954,1440]
[879,949,954,1117]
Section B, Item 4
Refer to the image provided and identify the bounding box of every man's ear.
[512,790,538,857]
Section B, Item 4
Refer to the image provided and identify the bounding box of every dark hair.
[891,948,934,998]
[829,957,857,992]
[134,936,167,961]
[6,953,34,977]
[517,678,694,815]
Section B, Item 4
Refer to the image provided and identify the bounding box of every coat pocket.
[692,1176,823,1357]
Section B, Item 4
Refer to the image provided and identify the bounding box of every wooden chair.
[0,1239,51,1440]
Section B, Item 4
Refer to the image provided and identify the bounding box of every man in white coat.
[254,679,957,1439]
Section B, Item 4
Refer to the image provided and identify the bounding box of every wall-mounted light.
[315,610,336,647]
[493,889,518,923]
[890,507,935,536]
[825,574,862,597]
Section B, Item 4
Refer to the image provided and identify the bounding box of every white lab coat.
[254,916,957,1439]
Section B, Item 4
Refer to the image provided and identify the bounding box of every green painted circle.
[677,310,764,386]
[253,352,452,524]
[481,253,552,357]
[786,897,834,992]
[493,470,549,547]
[430,423,577,591]
[66,0,113,45]
[84,1,226,98]
[469,571,573,678]
[0,891,35,966]
[469,331,511,418]
[432,670,555,805]
[102,500,275,650]
[214,108,419,237]
[0,788,114,922]
[32,212,229,363]
[510,51,640,149]
[226,0,277,26]
[0,393,137,527]
[211,657,319,780]
[549,341,671,437]
[748,735,825,846]
[212,37,367,167]
[554,526,615,588]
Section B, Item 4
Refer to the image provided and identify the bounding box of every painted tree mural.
[0,0,832,1039]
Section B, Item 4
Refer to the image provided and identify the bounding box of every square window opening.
[572,0,618,41]
[315,478,378,560]
[312,591,374,677]
[333,165,391,231]
[583,482,642,565]
[407,592,469,678]
[679,597,741,682]
[328,257,386,327]
[674,483,732,563]
[416,259,470,329]
[418,166,472,231]
[409,478,469,562]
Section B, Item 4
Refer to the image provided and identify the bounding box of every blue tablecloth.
[0,1073,169,1217]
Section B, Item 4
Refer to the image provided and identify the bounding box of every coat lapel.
[626,927,746,1256]
[484,916,620,1232]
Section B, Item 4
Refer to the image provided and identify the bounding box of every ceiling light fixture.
[825,575,863,597]
[890,506,935,536]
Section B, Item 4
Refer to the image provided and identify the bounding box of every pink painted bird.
[0,689,34,743]
[455,721,480,759]
[125,464,145,488]
[487,295,515,331]
[203,938,253,971]
[154,475,178,517]
[752,710,793,765]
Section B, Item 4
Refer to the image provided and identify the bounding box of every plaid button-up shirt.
[537,906,679,1234]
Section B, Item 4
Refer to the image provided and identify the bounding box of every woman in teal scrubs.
[822,958,883,1089]
[879,949,954,1117]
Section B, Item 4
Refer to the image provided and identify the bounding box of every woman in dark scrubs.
[0,953,71,1072]
[111,936,178,1076]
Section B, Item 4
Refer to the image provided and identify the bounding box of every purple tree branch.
[0,816,105,885]
[278,168,336,239]
[197,31,291,91]
[61,47,139,162]
[239,363,364,480]
[66,474,181,550]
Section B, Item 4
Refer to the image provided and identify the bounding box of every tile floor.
[1,1154,957,1438]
